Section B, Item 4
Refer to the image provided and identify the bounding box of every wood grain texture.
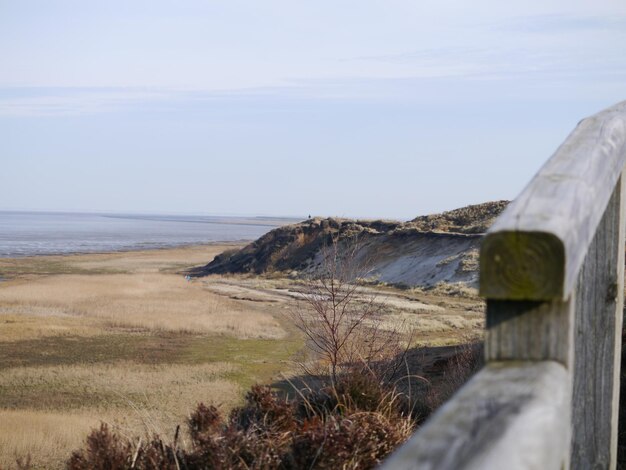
[480,101,626,300]
[381,361,571,470]
[485,297,574,366]
[571,177,625,470]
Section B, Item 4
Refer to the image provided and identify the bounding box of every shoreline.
[0,242,247,283]
[0,239,250,262]
[0,210,295,262]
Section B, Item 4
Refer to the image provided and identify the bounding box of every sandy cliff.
[191,201,509,289]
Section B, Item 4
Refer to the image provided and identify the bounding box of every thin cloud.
[353,46,488,64]
[0,85,315,118]
[350,42,626,82]
[490,14,626,34]
[2,45,625,119]
[0,88,172,117]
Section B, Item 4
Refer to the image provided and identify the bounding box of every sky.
[1,1,625,220]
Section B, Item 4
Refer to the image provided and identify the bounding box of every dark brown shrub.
[188,403,222,444]
[287,412,411,469]
[230,385,296,434]
[334,368,389,412]
[425,341,483,412]
[132,437,180,470]
[67,423,185,470]
[67,423,132,470]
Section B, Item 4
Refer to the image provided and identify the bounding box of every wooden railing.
[382,101,626,469]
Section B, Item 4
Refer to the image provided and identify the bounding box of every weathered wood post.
[381,100,626,470]
[571,176,625,469]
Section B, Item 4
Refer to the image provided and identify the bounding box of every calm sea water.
[0,211,291,258]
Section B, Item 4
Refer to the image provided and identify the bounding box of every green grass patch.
[178,334,303,390]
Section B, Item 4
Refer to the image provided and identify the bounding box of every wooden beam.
[480,101,626,300]
[571,176,625,469]
[381,361,571,470]
[485,297,574,365]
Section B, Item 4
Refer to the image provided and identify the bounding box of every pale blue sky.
[1,0,625,219]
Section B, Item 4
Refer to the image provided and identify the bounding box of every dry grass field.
[0,245,302,469]
[0,244,484,469]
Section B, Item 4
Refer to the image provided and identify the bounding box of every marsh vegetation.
[0,245,483,469]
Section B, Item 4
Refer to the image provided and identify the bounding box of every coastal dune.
[192,201,507,289]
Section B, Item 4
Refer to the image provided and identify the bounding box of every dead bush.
[425,341,484,411]
[290,237,411,386]
[67,423,132,470]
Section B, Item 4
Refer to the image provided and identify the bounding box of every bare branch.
[289,236,412,385]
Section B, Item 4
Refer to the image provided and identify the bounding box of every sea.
[0,211,296,258]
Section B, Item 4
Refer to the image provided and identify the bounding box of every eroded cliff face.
[190,201,509,289]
